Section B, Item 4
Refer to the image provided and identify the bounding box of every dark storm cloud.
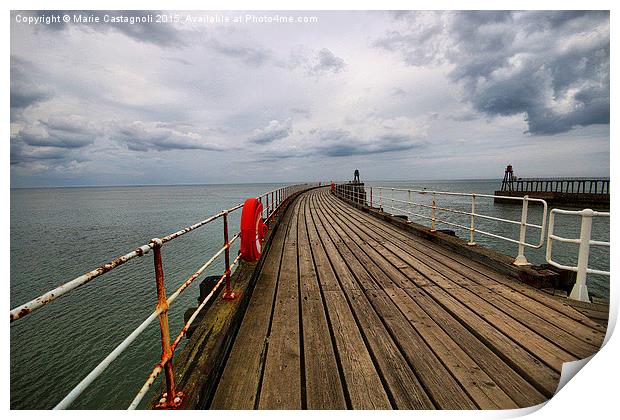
[15,116,99,149]
[10,141,68,165]
[10,56,53,114]
[374,11,609,135]
[113,121,225,152]
[10,116,98,169]
[248,120,292,144]
[258,128,425,161]
[23,10,186,47]
[315,130,422,157]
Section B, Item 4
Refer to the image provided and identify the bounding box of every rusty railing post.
[151,238,178,407]
[222,211,236,300]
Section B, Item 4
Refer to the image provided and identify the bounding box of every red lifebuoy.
[240,198,268,262]
[330,182,335,191]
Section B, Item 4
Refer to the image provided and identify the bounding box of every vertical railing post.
[222,211,236,300]
[514,196,530,266]
[379,188,383,210]
[468,194,476,245]
[271,191,274,217]
[569,210,594,302]
[152,239,177,405]
[266,193,270,221]
[545,210,556,264]
[370,187,373,207]
[431,193,437,232]
[408,190,412,219]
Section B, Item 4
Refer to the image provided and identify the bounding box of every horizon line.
[9,175,611,190]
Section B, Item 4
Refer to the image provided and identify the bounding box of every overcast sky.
[10,10,610,187]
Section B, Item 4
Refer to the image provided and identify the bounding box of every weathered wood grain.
[206,188,605,410]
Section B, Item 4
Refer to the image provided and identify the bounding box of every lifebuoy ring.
[240,198,268,262]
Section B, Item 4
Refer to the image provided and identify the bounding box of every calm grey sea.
[10,181,610,409]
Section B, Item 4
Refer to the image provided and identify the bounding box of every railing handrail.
[546,208,610,302]
[9,203,242,323]
[10,183,316,409]
[333,184,548,266]
[513,176,610,181]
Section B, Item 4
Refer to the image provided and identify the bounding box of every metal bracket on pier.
[154,391,185,409]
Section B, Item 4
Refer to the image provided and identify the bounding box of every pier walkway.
[209,188,604,409]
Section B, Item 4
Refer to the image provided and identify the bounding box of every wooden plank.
[297,197,347,409]
[329,192,606,334]
[310,194,434,409]
[325,227,385,290]
[389,286,547,408]
[317,192,561,397]
[210,195,297,409]
[325,194,575,371]
[571,307,609,322]
[334,205,599,359]
[364,289,479,409]
[305,195,392,409]
[315,195,525,408]
[316,193,543,408]
[343,289,434,409]
[381,287,520,409]
[315,197,485,409]
[321,209,406,290]
[333,196,605,347]
[258,199,302,409]
[322,291,392,409]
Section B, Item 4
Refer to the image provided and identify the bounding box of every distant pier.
[494,165,609,206]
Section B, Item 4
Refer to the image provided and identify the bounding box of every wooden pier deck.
[208,188,605,410]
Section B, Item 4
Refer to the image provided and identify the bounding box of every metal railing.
[259,185,301,222]
[546,209,610,302]
[334,185,547,266]
[10,183,314,409]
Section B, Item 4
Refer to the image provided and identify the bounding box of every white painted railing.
[546,208,610,302]
[334,185,547,266]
